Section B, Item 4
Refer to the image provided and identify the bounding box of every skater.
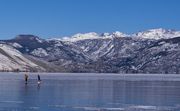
[25,74,28,84]
[37,74,41,84]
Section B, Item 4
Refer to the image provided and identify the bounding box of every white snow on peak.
[65,32,100,42]
[113,31,129,37]
[101,31,129,38]
[59,32,129,42]
[50,28,180,42]
[73,32,98,38]
[102,33,111,36]
[134,28,180,40]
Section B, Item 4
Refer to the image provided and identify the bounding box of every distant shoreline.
[0,72,180,81]
[0,72,180,75]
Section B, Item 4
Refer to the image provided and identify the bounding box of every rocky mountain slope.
[0,43,44,72]
[1,28,180,73]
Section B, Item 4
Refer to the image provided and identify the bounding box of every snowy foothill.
[0,44,41,71]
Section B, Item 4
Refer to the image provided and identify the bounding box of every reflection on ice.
[49,104,180,111]
[0,101,24,104]
[0,73,180,111]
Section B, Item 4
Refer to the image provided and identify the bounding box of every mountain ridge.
[51,28,180,42]
[0,28,180,73]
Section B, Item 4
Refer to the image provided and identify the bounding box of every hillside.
[1,28,180,73]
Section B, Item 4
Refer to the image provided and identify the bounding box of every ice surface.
[0,73,180,111]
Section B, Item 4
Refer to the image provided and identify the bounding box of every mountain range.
[0,28,180,74]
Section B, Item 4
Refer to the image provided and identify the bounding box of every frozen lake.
[0,73,180,111]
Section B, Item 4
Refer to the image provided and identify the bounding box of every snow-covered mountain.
[0,28,180,73]
[57,31,129,42]
[0,43,44,72]
[53,28,180,41]
[63,32,100,42]
[134,28,180,40]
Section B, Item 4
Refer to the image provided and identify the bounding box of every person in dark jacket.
[38,74,41,84]
[25,74,28,84]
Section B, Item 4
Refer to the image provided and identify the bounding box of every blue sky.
[0,0,180,39]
